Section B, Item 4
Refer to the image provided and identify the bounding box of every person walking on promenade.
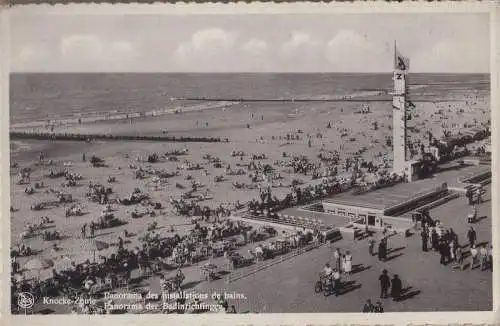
[467,227,477,248]
[90,223,95,238]
[466,188,473,205]
[344,251,353,275]
[333,268,341,297]
[487,245,493,272]
[421,228,428,252]
[334,248,342,272]
[470,245,479,269]
[390,274,402,301]
[450,228,459,247]
[378,239,387,262]
[475,186,483,205]
[431,228,439,251]
[81,224,87,239]
[449,240,455,262]
[480,245,488,271]
[362,299,374,312]
[454,246,464,270]
[374,301,384,313]
[368,236,376,256]
[379,269,390,299]
[439,241,448,265]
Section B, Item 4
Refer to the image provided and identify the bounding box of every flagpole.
[394,40,396,69]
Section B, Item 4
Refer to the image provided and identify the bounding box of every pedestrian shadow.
[476,241,489,247]
[387,246,405,255]
[394,286,421,302]
[470,216,488,224]
[384,252,404,262]
[336,280,361,296]
[351,264,371,274]
[95,231,116,238]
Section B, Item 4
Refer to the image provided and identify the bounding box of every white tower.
[392,43,409,175]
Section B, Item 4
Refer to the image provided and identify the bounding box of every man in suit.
[467,227,477,248]
[362,299,374,312]
[391,274,403,301]
[420,229,428,252]
[378,270,390,298]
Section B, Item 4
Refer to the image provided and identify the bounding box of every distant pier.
[9,131,223,143]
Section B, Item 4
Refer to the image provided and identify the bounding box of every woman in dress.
[344,251,353,275]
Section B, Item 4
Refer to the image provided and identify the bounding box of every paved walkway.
[28,187,492,314]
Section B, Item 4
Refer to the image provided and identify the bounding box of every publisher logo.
[17,292,35,309]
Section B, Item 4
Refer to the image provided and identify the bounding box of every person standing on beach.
[82,153,86,162]
[379,270,390,299]
[39,151,45,162]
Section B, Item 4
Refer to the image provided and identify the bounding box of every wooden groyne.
[10,131,223,143]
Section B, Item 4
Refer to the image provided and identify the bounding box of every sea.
[10,73,490,124]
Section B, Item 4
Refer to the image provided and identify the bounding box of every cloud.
[60,34,104,61]
[110,41,134,55]
[176,28,236,60]
[57,35,137,71]
[281,31,319,55]
[241,39,268,56]
[11,44,51,71]
[412,40,489,73]
[325,30,387,72]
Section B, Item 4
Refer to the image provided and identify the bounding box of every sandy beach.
[10,87,489,275]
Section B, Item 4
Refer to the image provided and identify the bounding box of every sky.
[9,9,491,73]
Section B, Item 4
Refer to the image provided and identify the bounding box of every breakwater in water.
[10,131,223,143]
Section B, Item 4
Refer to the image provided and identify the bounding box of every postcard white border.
[1,2,499,325]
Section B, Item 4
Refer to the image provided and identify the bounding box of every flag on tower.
[406,100,416,109]
[395,47,410,72]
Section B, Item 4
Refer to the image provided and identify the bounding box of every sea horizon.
[10,72,490,124]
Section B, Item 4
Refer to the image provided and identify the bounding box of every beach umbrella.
[81,239,110,262]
